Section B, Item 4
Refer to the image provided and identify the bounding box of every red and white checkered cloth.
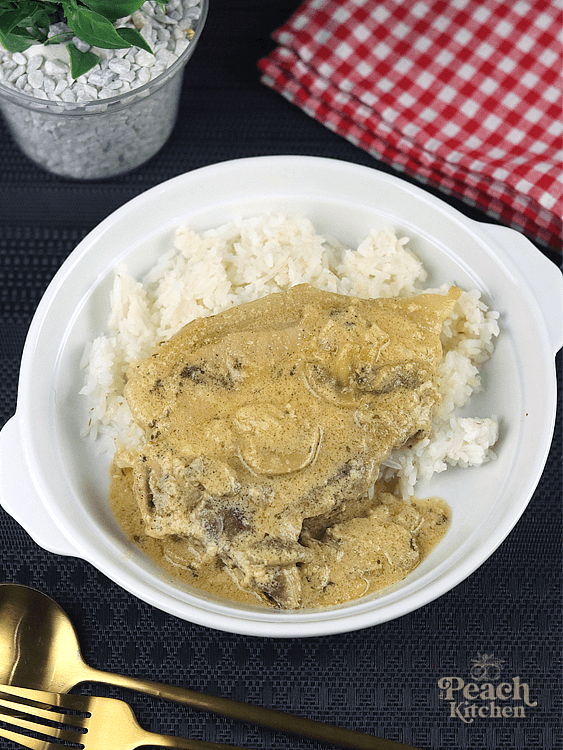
[258,0,563,251]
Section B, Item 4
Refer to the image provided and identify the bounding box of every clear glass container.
[0,0,208,180]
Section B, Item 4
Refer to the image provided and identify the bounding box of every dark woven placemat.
[0,2,561,749]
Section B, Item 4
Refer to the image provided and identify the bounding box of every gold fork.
[0,684,248,750]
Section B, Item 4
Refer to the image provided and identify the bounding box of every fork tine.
[0,703,86,746]
[0,697,86,729]
[0,724,60,750]
[0,685,91,713]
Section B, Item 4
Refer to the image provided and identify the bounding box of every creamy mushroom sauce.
[110,284,457,609]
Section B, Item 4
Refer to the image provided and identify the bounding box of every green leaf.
[2,4,50,29]
[0,2,58,49]
[66,40,99,78]
[0,6,36,50]
[82,0,147,23]
[116,25,152,55]
[31,8,52,29]
[42,1,62,16]
[45,31,75,45]
[0,26,33,52]
[0,1,164,59]
[0,7,31,33]
[22,7,52,42]
[0,1,18,14]
[62,0,133,49]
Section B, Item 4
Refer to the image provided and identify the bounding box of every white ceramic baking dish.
[1,156,561,636]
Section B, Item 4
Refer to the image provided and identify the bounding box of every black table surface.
[0,2,561,749]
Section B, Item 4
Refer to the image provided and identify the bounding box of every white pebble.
[27,69,44,88]
[156,49,176,66]
[150,64,166,79]
[156,27,171,42]
[175,39,190,56]
[45,60,69,76]
[134,49,155,67]
[15,74,27,90]
[8,65,25,82]
[153,9,169,23]
[136,66,151,84]
[48,22,67,36]
[86,70,112,86]
[140,24,156,45]
[43,76,56,96]
[131,10,146,28]
[82,83,98,98]
[32,88,48,99]
[72,37,91,53]
[109,58,131,75]
[183,6,201,20]
[12,52,27,66]
[27,55,44,72]
[54,79,68,95]
[120,69,137,83]
[173,25,187,40]
[61,88,76,102]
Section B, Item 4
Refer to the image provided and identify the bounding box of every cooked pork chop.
[122,283,460,607]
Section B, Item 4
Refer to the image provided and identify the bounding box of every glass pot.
[0,0,208,180]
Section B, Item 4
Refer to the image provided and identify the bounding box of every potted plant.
[0,0,208,178]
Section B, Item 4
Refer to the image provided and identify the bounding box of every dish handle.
[0,415,79,558]
[482,224,563,354]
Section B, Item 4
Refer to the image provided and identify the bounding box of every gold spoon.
[0,584,421,750]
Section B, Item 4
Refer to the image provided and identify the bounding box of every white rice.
[80,213,500,498]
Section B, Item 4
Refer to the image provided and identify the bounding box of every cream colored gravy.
[110,467,450,608]
[110,284,458,609]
